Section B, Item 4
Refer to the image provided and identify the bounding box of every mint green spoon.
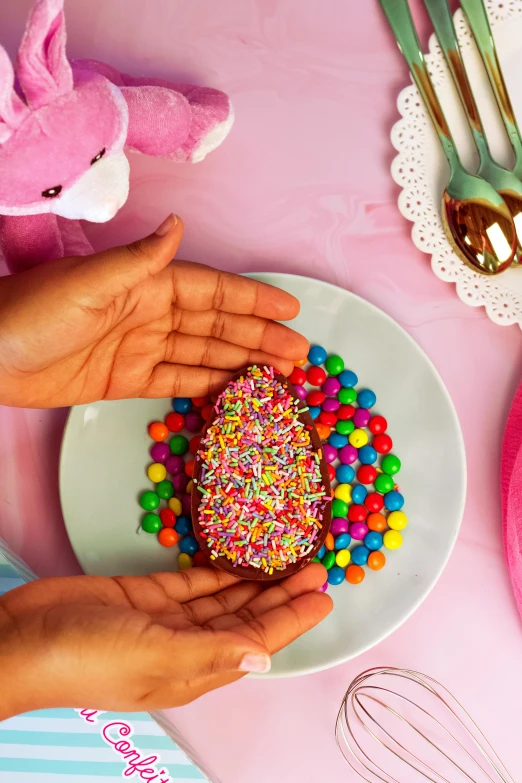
[461,0,522,180]
[423,0,522,268]
[379,0,516,275]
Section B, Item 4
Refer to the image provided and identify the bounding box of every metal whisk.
[335,667,516,783]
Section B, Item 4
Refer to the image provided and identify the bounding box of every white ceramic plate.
[60,273,466,677]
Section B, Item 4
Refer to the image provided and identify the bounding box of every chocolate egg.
[191,366,332,580]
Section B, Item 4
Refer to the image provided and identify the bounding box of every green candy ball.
[156,480,174,500]
[325,355,344,376]
[336,420,355,436]
[140,490,160,511]
[170,435,189,455]
[374,474,394,494]
[322,550,336,570]
[382,454,401,476]
[338,387,357,405]
[142,513,162,534]
[332,498,348,518]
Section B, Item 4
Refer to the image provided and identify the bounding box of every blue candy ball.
[334,533,351,550]
[175,516,192,536]
[384,491,404,511]
[365,531,383,551]
[329,432,348,449]
[308,345,328,366]
[317,544,327,560]
[327,565,346,586]
[357,388,377,409]
[173,397,191,414]
[351,545,370,566]
[336,464,355,484]
[179,535,199,555]
[358,445,377,465]
[351,484,368,504]
[338,370,358,388]
[309,406,321,421]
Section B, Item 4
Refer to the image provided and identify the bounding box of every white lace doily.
[391,0,522,327]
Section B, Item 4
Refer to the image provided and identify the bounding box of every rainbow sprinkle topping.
[193,365,330,574]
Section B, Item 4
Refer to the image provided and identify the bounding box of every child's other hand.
[0,564,331,717]
[0,215,308,408]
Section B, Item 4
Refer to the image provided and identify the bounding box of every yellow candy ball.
[169,497,182,516]
[388,511,408,531]
[335,549,351,568]
[186,480,194,494]
[178,553,193,570]
[349,428,368,448]
[383,530,403,550]
[334,483,352,504]
[148,462,167,483]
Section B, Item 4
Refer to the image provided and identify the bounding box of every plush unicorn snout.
[51,151,130,222]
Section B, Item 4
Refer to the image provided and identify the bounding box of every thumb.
[81,213,184,299]
[170,630,272,678]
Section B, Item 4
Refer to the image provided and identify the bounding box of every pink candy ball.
[330,517,349,536]
[323,444,338,464]
[185,412,204,433]
[322,377,341,396]
[350,522,369,540]
[150,442,170,463]
[353,408,371,428]
[173,473,189,493]
[339,445,358,464]
[322,398,341,413]
[294,384,307,400]
[318,581,329,592]
[165,455,185,475]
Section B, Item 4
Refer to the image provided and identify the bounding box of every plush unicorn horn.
[0,0,233,273]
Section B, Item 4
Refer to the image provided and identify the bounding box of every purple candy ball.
[350,522,369,540]
[150,442,170,463]
[173,472,189,493]
[185,412,204,433]
[165,455,185,475]
[353,408,371,428]
[339,445,358,464]
[330,517,349,536]
[323,444,338,464]
[322,398,341,413]
[322,377,341,396]
[181,493,192,515]
[294,384,307,400]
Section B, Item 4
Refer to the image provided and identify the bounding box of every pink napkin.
[501,381,522,619]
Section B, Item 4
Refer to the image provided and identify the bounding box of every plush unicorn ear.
[16,0,73,109]
[0,46,29,143]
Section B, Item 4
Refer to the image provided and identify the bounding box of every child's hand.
[0,564,331,718]
[0,215,308,408]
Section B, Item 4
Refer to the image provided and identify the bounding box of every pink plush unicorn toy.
[0,0,233,273]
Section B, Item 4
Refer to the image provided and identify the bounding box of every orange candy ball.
[368,551,386,571]
[148,421,169,442]
[315,423,331,441]
[325,532,335,551]
[294,357,308,367]
[158,528,179,548]
[367,512,388,532]
[346,565,365,584]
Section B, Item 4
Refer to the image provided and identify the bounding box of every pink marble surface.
[1,0,522,779]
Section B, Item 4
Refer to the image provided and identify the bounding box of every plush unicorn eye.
[41,185,62,198]
[90,148,106,165]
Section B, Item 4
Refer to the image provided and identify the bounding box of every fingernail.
[239,653,272,674]
[154,214,177,236]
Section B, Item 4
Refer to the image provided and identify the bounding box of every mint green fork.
[379,0,516,275]
[461,0,522,180]
[423,0,522,267]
